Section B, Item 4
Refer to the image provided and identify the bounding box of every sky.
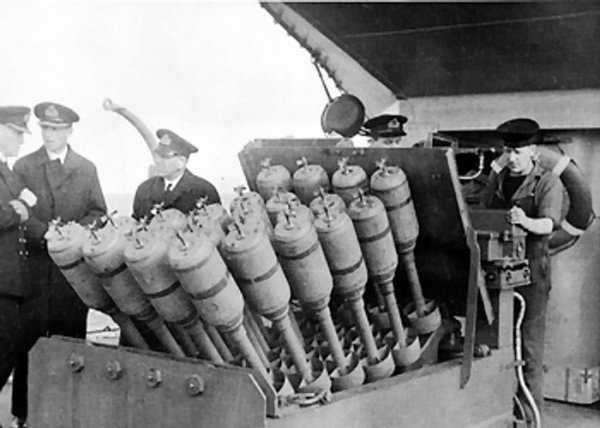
[0,0,336,211]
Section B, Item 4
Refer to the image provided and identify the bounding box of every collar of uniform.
[495,161,544,202]
[45,146,68,164]
[163,172,184,191]
[0,152,8,164]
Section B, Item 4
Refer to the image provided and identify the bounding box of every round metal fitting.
[146,368,162,388]
[68,353,85,373]
[105,360,123,380]
[186,374,205,396]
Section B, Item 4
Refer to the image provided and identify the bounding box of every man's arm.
[507,207,553,235]
[507,172,563,235]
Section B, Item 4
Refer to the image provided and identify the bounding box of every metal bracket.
[29,336,273,428]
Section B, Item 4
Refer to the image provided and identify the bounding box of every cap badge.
[23,112,30,123]
[388,118,400,129]
[160,134,172,146]
[45,105,59,119]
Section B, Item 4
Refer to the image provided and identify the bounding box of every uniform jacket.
[13,146,106,336]
[0,162,29,297]
[132,169,220,220]
[14,146,107,246]
[484,162,562,261]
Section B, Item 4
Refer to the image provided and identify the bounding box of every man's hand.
[9,199,30,223]
[506,206,527,226]
[506,206,553,235]
[19,188,37,207]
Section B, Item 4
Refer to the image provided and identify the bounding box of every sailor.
[12,101,107,428]
[363,114,408,147]
[0,106,36,428]
[132,128,220,220]
[483,118,563,421]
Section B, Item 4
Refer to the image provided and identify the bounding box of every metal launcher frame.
[29,139,519,428]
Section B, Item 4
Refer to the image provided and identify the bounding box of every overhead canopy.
[262,2,600,99]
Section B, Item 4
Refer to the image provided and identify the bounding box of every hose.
[458,151,485,182]
[513,292,541,428]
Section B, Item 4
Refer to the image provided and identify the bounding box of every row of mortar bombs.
[257,156,348,215]
[261,155,356,210]
[370,159,441,335]
[156,199,286,367]
[254,155,439,336]
[141,203,235,361]
[167,224,267,376]
[221,218,331,393]
[272,205,364,391]
[113,209,202,357]
[45,220,149,349]
[293,155,439,337]
[347,189,421,366]
[314,204,395,382]
[139,202,252,364]
[254,157,418,368]
[167,198,289,369]
[81,213,186,357]
[123,221,225,363]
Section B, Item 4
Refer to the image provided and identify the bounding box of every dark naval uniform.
[483,118,563,415]
[14,146,107,341]
[0,162,29,386]
[0,105,35,428]
[132,169,220,220]
[0,106,32,394]
[11,102,107,422]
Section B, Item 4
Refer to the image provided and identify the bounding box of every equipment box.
[470,209,527,261]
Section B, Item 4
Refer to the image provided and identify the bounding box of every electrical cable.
[513,291,541,428]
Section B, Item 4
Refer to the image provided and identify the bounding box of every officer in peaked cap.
[132,128,220,221]
[0,106,31,135]
[12,101,106,427]
[34,102,80,128]
[483,117,562,420]
[363,114,408,147]
[0,105,38,428]
[154,128,199,157]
